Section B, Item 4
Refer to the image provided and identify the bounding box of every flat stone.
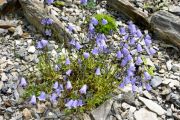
[91,99,113,120]
[13,25,23,37]
[143,91,153,99]
[134,108,158,120]
[82,113,91,120]
[122,102,131,110]
[27,46,36,53]
[138,97,166,115]
[1,73,8,81]
[166,60,172,71]
[168,5,180,15]
[150,76,162,88]
[22,108,32,120]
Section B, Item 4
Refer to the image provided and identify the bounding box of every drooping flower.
[129,62,136,71]
[80,0,87,5]
[119,82,125,88]
[123,34,129,40]
[75,42,83,50]
[119,27,126,35]
[126,54,133,61]
[144,38,152,46]
[46,18,53,25]
[122,47,129,56]
[89,24,95,33]
[66,81,72,90]
[102,19,108,25]
[79,84,87,94]
[41,18,46,25]
[132,84,136,92]
[59,84,64,91]
[67,24,75,33]
[129,37,136,45]
[19,77,27,87]
[69,39,76,46]
[124,76,131,84]
[37,39,48,49]
[78,59,82,64]
[144,72,151,80]
[65,58,71,65]
[145,83,152,91]
[53,81,59,89]
[30,95,36,105]
[127,70,134,77]
[50,93,57,103]
[66,69,72,76]
[54,64,61,71]
[91,17,98,26]
[116,51,123,59]
[65,99,74,109]
[46,0,54,5]
[145,34,151,40]
[77,99,83,107]
[120,59,128,67]
[136,29,142,38]
[38,92,46,101]
[45,29,52,36]
[137,44,143,52]
[149,47,156,55]
[95,67,101,75]
[131,77,136,85]
[135,56,143,65]
[128,23,137,34]
[72,100,78,108]
[83,52,90,59]
[91,47,99,55]
[55,89,62,97]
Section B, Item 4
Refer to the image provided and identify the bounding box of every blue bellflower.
[91,17,98,26]
[30,95,36,105]
[45,29,52,36]
[119,27,126,35]
[19,77,27,87]
[144,72,151,80]
[38,92,46,101]
[65,58,71,65]
[83,52,90,59]
[66,69,72,76]
[46,0,54,5]
[79,84,87,94]
[37,39,48,49]
[66,81,72,90]
[102,19,108,25]
[80,0,87,5]
[95,67,101,75]
[53,81,59,89]
[91,47,99,55]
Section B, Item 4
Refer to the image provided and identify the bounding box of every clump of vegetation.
[93,14,117,34]
[19,0,157,115]
[53,0,65,7]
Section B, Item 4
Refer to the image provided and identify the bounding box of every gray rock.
[150,11,180,47]
[150,76,162,88]
[171,64,180,72]
[168,5,180,15]
[13,25,23,37]
[138,97,166,115]
[91,99,113,120]
[27,46,36,53]
[166,108,172,117]
[166,60,172,71]
[134,108,158,120]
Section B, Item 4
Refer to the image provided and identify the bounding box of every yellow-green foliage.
[94,14,117,34]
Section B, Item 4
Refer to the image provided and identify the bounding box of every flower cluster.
[22,2,157,112]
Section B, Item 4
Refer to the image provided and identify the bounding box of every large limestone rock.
[149,10,180,47]
[106,0,149,28]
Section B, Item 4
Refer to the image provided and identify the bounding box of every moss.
[93,14,117,34]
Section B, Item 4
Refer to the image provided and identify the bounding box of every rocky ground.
[0,0,180,120]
